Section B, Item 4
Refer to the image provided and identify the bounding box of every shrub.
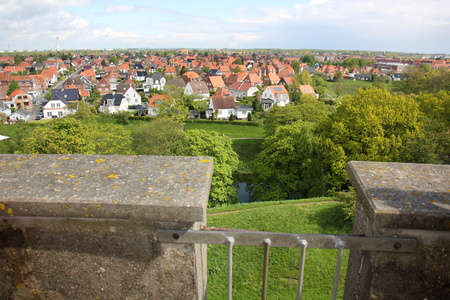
[336,188,356,222]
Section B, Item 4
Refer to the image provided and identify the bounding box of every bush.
[247,113,252,121]
[229,114,235,121]
[336,188,356,222]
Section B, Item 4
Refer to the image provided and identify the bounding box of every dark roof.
[166,78,186,88]
[100,94,126,106]
[51,88,79,101]
[149,72,164,80]
[211,97,236,109]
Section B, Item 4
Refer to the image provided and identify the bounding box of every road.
[29,69,80,121]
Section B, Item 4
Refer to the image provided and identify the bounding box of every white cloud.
[105,4,136,14]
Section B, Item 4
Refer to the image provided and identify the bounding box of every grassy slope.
[184,122,266,138]
[326,79,393,99]
[207,200,352,299]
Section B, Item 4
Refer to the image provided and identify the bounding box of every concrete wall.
[344,161,450,300]
[0,154,212,300]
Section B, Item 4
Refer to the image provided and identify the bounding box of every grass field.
[184,122,266,138]
[326,79,393,99]
[206,199,352,299]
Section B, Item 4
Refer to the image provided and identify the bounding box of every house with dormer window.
[260,85,289,110]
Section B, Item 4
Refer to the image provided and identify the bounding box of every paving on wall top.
[347,161,450,230]
[0,154,213,223]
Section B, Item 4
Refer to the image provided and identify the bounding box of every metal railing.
[158,227,417,300]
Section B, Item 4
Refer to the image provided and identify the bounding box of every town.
[1,49,449,122]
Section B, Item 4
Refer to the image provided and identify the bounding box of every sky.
[0,0,449,54]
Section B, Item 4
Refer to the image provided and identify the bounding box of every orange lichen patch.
[447,189,450,193]
[96,205,101,208]
[429,200,437,204]
[373,176,380,180]
[155,180,160,183]
[163,196,171,201]
[0,203,4,210]
[7,208,13,214]
[405,185,411,189]
[405,202,411,205]
[113,201,119,204]
[380,209,386,213]
[412,192,421,197]
[425,221,431,227]
[95,159,106,163]
[73,182,79,186]
[68,175,76,178]
[149,185,155,189]
[62,204,69,209]
[107,174,118,178]
[180,179,185,183]
[443,200,449,203]
[444,221,450,229]
[373,197,379,200]
[82,207,88,211]
[201,159,211,163]
[187,188,196,192]
[0,186,3,189]
[206,173,211,178]
[141,178,146,181]
[62,157,70,160]
[183,174,189,178]
[112,185,120,189]
[84,214,89,217]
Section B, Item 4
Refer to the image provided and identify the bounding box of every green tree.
[180,66,189,75]
[264,102,332,136]
[101,59,107,67]
[319,87,430,191]
[291,60,301,73]
[7,80,20,96]
[70,101,93,121]
[293,69,312,85]
[134,118,187,156]
[248,121,328,201]
[394,66,450,94]
[302,54,316,66]
[109,56,118,65]
[311,75,327,96]
[22,118,133,155]
[185,129,239,206]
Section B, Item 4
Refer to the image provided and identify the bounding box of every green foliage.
[335,188,357,222]
[228,113,235,121]
[319,87,429,191]
[70,101,93,121]
[302,54,316,66]
[7,80,20,96]
[21,118,133,155]
[394,66,450,94]
[263,102,332,136]
[185,129,239,206]
[184,122,265,137]
[133,118,187,156]
[248,121,329,201]
[311,75,327,96]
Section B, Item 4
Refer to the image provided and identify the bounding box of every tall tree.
[248,121,328,201]
[185,129,239,206]
[133,118,187,156]
[7,80,20,96]
[319,87,430,191]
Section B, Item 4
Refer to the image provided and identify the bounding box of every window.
[51,103,55,108]
[58,111,63,117]
[57,103,61,108]
[47,112,52,117]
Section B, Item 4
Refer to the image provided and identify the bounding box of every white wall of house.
[123,88,142,106]
[43,100,68,119]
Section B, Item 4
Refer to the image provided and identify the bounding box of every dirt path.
[207,201,337,216]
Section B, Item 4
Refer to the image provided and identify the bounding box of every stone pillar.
[0,154,213,300]
[344,161,450,300]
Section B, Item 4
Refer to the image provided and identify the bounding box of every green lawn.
[184,122,266,138]
[326,79,393,99]
[207,200,352,299]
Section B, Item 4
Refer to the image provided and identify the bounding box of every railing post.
[344,161,450,300]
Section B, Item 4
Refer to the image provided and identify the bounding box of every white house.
[99,94,129,114]
[184,81,209,101]
[42,99,69,119]
[143,73,166,92]
[122,85,142,106]
[9,108,31,122]
[205,96,252,120]
[229,82,259,99]
[260,85,290,110]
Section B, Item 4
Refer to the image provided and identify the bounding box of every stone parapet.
[344,161,450,300]
[0,154,212,299]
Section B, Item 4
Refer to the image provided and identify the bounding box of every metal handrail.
[158,228,417,299]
